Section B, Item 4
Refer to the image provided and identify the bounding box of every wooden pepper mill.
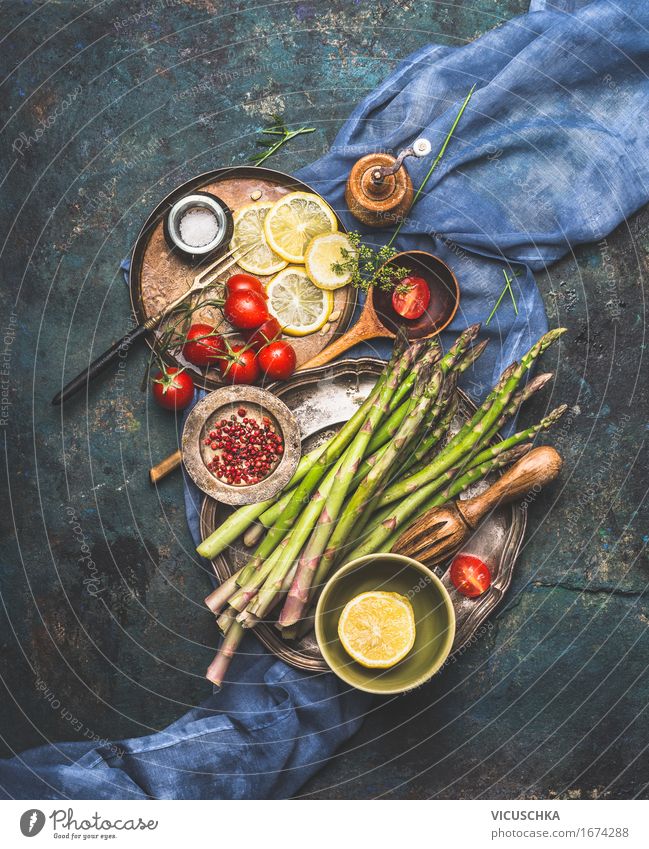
[345,137,432,227]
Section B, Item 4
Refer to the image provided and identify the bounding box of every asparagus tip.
[545,404,569,425]
[528,372,554,391]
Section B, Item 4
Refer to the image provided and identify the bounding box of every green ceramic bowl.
[314,553,455,695]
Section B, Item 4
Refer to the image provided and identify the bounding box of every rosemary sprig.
[142,297,229,389]
[331,232,409,293]
[486,268,521,326]
[250,114,316,165]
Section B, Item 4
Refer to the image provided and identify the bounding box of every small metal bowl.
[182,386,301,505]
[164,191,233,261]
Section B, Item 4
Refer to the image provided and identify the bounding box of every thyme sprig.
[250,114,316,165]
[331,232,409,293]
[387,84,475,249]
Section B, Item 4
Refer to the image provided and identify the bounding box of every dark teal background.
[1,0,647,798]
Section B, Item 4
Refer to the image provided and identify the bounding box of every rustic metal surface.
[3,0,648,801]
[199,357,526,670]
[129,166,357,389]
[182,385,301,505]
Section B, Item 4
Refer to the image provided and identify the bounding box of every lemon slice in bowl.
[305,232,356,290]
[264,191,338,264]
[231,203,287,276]
[266,266,333,336]
[338,591,416,669]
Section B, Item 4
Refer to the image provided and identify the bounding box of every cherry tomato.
[258,340,297,381]
[223,290,269,330]
[217,344,260,385]
[152,367,194,411]
[226,273,267,298]
[392,275,431,320]
[449,553,492,598]
[244,317,282,352]
[182,323,226,368]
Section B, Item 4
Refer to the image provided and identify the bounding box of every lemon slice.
[231,203,287,276]
[264,191,338,264]
[266,266,333,336]
[338,591,416,669]
[304,232,356,290]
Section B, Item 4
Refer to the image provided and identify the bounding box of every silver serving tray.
[200,358,526,672]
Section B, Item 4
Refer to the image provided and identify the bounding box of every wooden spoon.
[299,250,459,370]
[393,446,563,567]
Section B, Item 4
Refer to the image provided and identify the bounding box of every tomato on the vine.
[392,275,431,320]
[223,290,269,330]
[225,273,267,299]
[152,367,194,411]
[245,317,282,352]
[182,323,226,367]
[258,340,297,381]
[449,553,492,598]
[217,344,260,385]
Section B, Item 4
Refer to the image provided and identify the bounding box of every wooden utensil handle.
[150,449,182,484]
[298,313,392,371]
[458,446,562,528]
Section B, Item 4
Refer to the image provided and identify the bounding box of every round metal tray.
[200,358,526,671]
[128,165,358,391]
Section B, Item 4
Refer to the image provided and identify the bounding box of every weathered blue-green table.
[1,0,647,798]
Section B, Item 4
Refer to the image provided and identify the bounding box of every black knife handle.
[52,322,152,406]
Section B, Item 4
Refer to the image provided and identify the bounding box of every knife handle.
[457,446,562,528]
[52,321,152,406]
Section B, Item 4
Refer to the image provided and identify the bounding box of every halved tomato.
[392,275,431,320]
[449,553,492,598]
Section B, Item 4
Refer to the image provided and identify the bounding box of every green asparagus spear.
[375,329,566,508]
[279,360,438,627]
[280,327,480,624]
[233,343,415,584]
[197,349,399,560]
[206,621,245,687]
[350,444,533,561]
[242,341,417,621]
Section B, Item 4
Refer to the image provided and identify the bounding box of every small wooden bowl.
[374,250,460,338]
[182,386,301,505]
[299,250,459,370]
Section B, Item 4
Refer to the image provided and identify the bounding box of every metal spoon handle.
[51,318,155,406]
[51,245,254,406]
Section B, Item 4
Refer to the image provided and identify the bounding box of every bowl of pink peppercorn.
[181,386,301,505]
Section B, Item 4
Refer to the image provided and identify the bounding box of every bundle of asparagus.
[198,324,567,686]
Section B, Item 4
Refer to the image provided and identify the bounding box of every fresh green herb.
[387,84,476,249]
[142,297,228,390]
[249,114,316,166]
[486,269,521,326]
[331,232,410,293]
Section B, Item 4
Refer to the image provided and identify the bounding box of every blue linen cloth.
[3,0,649,800]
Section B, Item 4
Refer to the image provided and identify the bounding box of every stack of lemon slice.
[231,203,287,277]
[231,190,356,336]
